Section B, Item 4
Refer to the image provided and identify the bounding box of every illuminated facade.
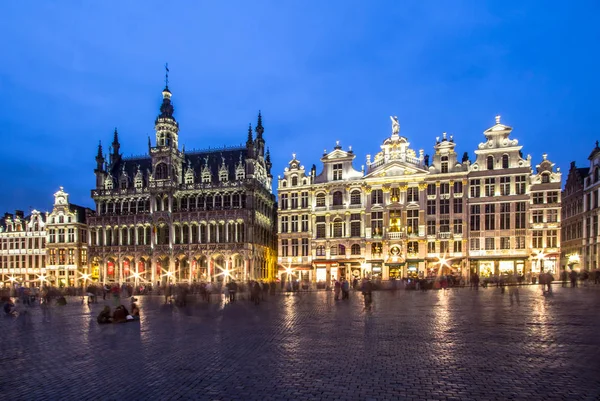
[88,80,277,285]
[580,142,600,271]
[560,161,586,271]
[277,116,561,283]
[45,187,92,287]
[0,210,46,287]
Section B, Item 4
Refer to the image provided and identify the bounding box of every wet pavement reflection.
[1,285,600,400]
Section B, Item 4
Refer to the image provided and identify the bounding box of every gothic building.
[560,161,586,270]
[88,80,277,285]
[277,116,561,283]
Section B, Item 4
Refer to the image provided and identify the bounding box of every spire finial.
[495,115,501,124]
[266,147,271,163]
[247,123,253,144]
[165,63,169,89]
[97,141,103,158]
[255,111,264,139]
[596,140,599,148]
[113,127,119,144]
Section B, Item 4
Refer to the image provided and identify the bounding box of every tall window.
[427,241,436,253]
[453,181,463,194]
[515,236,526,249]
[291,216,299,232]
[470,205,480,231]
[301,215,309,232]
[453,219,463,234]
[515,176,526,195]
[427,184,436,196]
[407,209,419,234]
[427,200,436,215]
[453,241,462,253]
[155,163,168,180]
[441,156,448,173]
[470,238,480,251]
[500,203,510,229]
[500,177,510,196]
[58,229,65,243]
[332,191,343,206]
[280,194,289,209]
[332,219,344,238]
[407,241,419,254]
[291,176,298,186]
[487,156,494,170]
[291,239,299,257]
[350,213,361,237]
[281,216,289,233]
[485,238,495,250]
[502,154,509,169]
[484,204,495,230]
[484,178,495,197]
[547,230,557,248]
[547,209,558,223]
[440,241,449,254]
[515,202,526,229]
[440,183,450,195]
[316,246,325,256]
[427,221,436,235]
[350,190,361,205]
[281,239,288,257]
[407,187,419,202]
[371,189,383,205]
[532,210,544,223]
[547,191,559,204]
[301,192,309,208]
[301,238,309,256]
[316,216,326,238]
[333,163,343,181]
[371,212,383,237]
[390,188,400,203]
[500,237,511,249]
[532,230,543,248]
[470,179,481,198]
[453,198,463,214]
[67,228,75,242]
[440,219,450,233]
[351,244,361,255]
[291,193,298,209]
[439,199,450,214]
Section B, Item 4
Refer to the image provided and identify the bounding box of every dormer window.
[185,171,194,185]
[135,176,143,189]
[202,172,211,184]
[333,163,343,181]
[542,173,550,184]
[487,156,494,170]
[219,170,228,182]
[502,154,509,169]
[236,169,245,180]
[441,156,448,173]
[120,177,128,189]
[105,178,114,190]
[291,176,298,186]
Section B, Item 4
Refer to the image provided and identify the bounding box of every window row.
[47,249,87,265]
[48,229,87,244]
[0,254,46,269]
[0,237,46,250]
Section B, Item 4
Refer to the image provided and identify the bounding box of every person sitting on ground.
[97,306,112,324]
[3,297,17,316]
[112,305,128,323]
[130,298,140,317]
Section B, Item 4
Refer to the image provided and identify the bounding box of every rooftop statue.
[390,116,400,136]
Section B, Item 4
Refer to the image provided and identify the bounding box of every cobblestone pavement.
[1,285,600,401]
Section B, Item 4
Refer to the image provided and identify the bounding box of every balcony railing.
[387,231,404,240]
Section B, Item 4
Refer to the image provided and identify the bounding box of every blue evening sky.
[1,1,599,213]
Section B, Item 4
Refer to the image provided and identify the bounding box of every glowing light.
[8,276,17,283]
[80,273,91,281]
[132,272,140,279]
[39,274,47,283]
[166,271,173,277]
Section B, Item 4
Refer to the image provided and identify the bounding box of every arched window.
[291,176,298,186]
[332,191,343,206]
[441,155,449,173]
[487,156,494,170]
[350,190,361,205]
[332,218,344,237]
[316,193,326,207]
[282,181,287,187]
[351,244,361,255]
[502,154,509,169]
[155,163,168,180]
[338,244,346,256]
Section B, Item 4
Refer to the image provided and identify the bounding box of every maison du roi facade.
[277,116,562,283]
[561,141,600,272]
[87,82,277,285]
[0,188,92,287]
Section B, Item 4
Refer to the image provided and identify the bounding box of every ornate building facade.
[0,210,46,286]
[88,81,277,285]
[45,187,92,287]
[579,142,600,271]
[560,161,586,271]
[277,116,561,283]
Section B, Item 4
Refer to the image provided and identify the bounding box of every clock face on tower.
[56,195,66,205]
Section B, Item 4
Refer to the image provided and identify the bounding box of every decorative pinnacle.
[97,141,103,158]
[255,111,264,138]
[113,127,119,144]
[495,115,501,124]
[247,123,253,144]
[292,153,296,160]
[165,62,169,89]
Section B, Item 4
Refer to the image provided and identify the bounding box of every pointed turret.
[246,123,254,159]
[94,141,106,188]
[96,141,104,170]
[154,66,179,149]
[254,111,265,158]
[110,127,121,164]
[265,147,272,175]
